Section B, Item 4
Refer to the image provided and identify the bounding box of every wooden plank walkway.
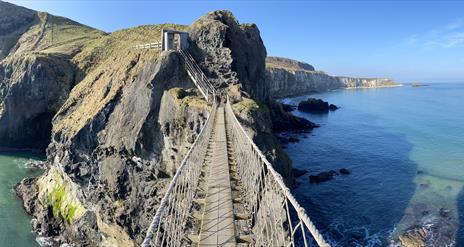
[199,107,236,247]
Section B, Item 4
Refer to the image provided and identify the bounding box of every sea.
[0,152,43,246]
[282,83,464,246]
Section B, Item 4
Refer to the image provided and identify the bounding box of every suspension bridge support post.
[163,31,174,51]
[179,32,189,50]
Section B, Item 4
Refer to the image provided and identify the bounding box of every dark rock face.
[298,98,337,113]
[62,211,101,246]
[0,1,37,59]
[15,177,38,215]
[189,10,267,100]
[0,53,78,149]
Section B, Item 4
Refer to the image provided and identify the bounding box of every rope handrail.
[141,98,217,247]
[140,42,329,246]
[225,97,330,247]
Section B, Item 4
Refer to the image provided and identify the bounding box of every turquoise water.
[0,152,43,247]
[283,83,464,246]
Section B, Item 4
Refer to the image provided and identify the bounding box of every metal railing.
[142,99,217,247]
[225,98,330,247]
[178,49,216,102]
[133,39,214,102]
[134,42,162,49]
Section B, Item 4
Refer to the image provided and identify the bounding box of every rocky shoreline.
[276,92,459,246]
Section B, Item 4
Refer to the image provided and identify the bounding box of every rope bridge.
[141,48,329,247]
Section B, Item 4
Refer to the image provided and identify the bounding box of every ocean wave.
[322,220,389,247]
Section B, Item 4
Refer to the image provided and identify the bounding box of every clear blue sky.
[6,0,464,83]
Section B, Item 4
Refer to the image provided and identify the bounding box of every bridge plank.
[199,107,236,247]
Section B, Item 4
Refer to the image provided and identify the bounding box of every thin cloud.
[408,19,464,49]
[445,19,464,31]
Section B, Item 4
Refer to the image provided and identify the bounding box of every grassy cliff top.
[3,10,104,59]
[266,56,315,72]
[53,23,188,136]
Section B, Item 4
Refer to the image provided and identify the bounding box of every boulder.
[329,104,339,111]
[339,168,351,175]
[298,98,338,113]
[281,103,296,112]
[269,100,319,132]
[309,170,338,183]
[292,168,307,178]
[398,227,428,247]
[439,208,451,218]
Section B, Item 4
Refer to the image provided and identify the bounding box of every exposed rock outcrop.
[269,100,318,131]
[265,57,398,98]
[398,227,428,247]
[188,10,295,180]
[297,98,338,113]
[189,10,268,101]
[309,170,338,183]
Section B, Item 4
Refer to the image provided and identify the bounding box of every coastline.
[345,84,403,90]
[274,84,403,101]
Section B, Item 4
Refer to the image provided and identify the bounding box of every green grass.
[48,185,65,219]
[38,168,85,224]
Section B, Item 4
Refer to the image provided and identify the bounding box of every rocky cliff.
[187,10,298,180]
[188,10,268,100]
[0,1,103,149]
[266,56,398,98]
[3,3,295,246]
